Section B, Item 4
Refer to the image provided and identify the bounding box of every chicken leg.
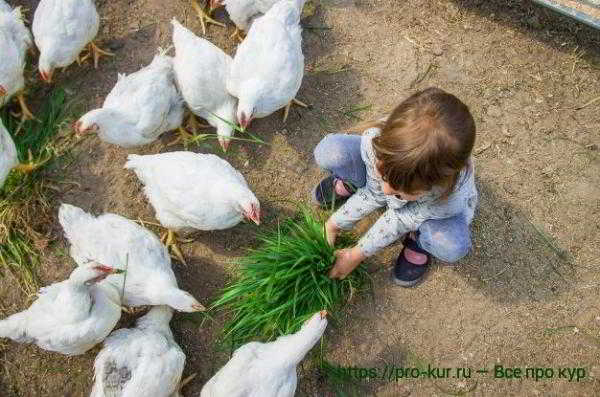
[16,93,36,122]
[230,27,246,43]
[121,306,145,315]
[161,229,190,266]
[282,98,309,123]
[178,373,197,393]
[167,127,197,148]
[80,41,115,69]
[167,115,211,147]
[191,0,225,36]
[186,113,211,132]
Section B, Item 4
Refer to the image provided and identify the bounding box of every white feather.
[0,263,122,355]
[227,0,305,122]
[223,0,281,31]
[0,1,11,13]
[32,0,100,74]
[171,19,236,142]
[125,152,260,232]
[0,5,32,107]
[76,51,183,147]
[58,203,203,312]
[201,311,327,397]
[91,306,186,397]
[0,119,18,188]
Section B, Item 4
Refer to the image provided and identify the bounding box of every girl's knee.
[314,135,346,168]
[433,237,471,263]
[418,225,471,263]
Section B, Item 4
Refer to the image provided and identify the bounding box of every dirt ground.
[1,0,599,395]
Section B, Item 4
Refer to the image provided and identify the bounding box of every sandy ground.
[1,0,599,395]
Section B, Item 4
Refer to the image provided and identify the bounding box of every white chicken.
[90,306,189,397]
[0,262,123,355]
[74,50,184,148]
[58,203,206,312]
[32,0,113,83]
[226,0,307,129]
[0,3,34,120]
[124,152,260,263]
[200,311,328,397]
[171,19,237,152]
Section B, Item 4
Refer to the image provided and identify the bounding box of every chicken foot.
[167,115,211,147]
[167,127,197,148]
[160,229,192,266]
[14,92,36,122]
[191,0,225,36]
[230,27,246,43]
[282,98,309,123]
[178,373,197,393]
[186,114,211,132]
[121,306,145,315]
[80,41,115,69]
[14,149,50,173]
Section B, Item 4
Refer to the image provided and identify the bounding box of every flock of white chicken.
[0,0,328,396]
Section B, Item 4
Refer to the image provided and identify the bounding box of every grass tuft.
[0,88,76,293]
[212,206,369,347]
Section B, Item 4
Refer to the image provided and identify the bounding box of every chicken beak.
[192,303,207,312]
[218,137,230,152]
[319,310,328,319]
[251,207,261,225]
[40,70,53,84]
[93,264,125,274]
[238,114,253,132]
[244,211,260,225]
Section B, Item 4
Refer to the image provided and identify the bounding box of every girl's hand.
[329,246,366,280]
[325,218,340,247]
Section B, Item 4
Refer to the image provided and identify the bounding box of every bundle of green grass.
[212,207,369,346]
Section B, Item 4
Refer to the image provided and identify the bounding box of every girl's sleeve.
[357,192,466,257]
[330,187,386,230]
[330,128,387,230]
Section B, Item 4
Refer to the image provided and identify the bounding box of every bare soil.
[1,0,599,396]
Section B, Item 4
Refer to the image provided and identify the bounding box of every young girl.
[313,87,478,286]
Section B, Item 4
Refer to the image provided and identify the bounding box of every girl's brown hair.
[368,87,476,199]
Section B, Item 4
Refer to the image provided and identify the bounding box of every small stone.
[586,143,598,151]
